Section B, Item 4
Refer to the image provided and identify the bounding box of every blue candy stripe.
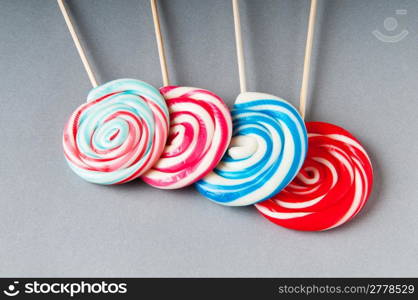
[198,118,300,203]
[64,78,169,185]
[195,93,308,206]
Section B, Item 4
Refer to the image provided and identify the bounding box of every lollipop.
[141,0,232,189]
[58,0,169,184]
[196,92,307,206]
[255,0,374,230]
[195,0,307,206]
[142,86,232,188]
[63,79,169,184]
[255,122,373,231]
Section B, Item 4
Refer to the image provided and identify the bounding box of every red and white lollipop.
[255,122,373,231]
[255,0,374,230]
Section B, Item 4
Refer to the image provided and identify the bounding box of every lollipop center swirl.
[228,136,258,160]
[92,118,133,151]
[298,166,320,184]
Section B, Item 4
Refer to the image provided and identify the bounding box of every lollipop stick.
[150,0,170,87]
[232,0,247,93]
[299,0,318,120]
[57,0,98,88]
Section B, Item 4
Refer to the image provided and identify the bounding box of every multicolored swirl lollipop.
[141,0,233,189]
[195,0,308,206]
[58,0,169,184]
[63,79,169,184]
[255,0,374,230]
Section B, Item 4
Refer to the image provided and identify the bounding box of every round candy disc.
[142,86,232,189]
[63,78,169,184]
[255,122,373,231]
[196,92,308,206]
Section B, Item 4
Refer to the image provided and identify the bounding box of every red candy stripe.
[142,86,232,189]
[255,122,373,231]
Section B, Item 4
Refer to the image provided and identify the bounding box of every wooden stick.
[299,0,318,119]
[57,0,98,88]
[232,0,247,93]
[150,0,170,86]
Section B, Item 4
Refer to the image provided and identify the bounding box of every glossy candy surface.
[63,79,169,184]
[255,122,373,231]
[196,92,308,206]
[142,86,232,189]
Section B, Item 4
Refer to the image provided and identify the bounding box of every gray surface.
[0,0,417,277]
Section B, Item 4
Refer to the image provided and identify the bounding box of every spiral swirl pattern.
[63,79,169,184]
[142,86,232,189]
[196,92,308,206]
[255,122,373,231]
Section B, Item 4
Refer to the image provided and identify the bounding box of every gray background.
[0,0,417,277]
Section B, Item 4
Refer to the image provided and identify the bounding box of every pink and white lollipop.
[142,86,232,188]
[142,0,233,189]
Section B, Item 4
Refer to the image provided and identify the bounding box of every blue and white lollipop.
[196,92,307,206]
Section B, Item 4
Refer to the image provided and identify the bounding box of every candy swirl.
[142,86,232,189]
[196,92,308,206]
[255,122,373,231]
[63,79,169,184]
